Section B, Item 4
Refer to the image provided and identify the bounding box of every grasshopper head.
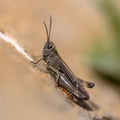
[42,16,58,62]
[43,40,58,62]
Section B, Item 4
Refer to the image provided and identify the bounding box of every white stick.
[0,31,34,62]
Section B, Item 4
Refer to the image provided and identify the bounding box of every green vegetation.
[88,0,120,84]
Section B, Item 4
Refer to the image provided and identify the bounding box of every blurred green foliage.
[88,0,120,84]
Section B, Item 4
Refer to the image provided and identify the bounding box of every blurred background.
[0,0,120,120]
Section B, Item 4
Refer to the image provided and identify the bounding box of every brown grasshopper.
[32,16,95,111]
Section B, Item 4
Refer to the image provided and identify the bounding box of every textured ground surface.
[0,0,120,120]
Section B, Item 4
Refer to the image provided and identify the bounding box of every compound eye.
[48,44,52,49]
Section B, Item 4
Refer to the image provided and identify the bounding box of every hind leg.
[77,78,95,88]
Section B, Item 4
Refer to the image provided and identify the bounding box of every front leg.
[31,58,43,64]
[31,58,48,73]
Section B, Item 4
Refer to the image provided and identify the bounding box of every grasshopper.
[32,16,95,111]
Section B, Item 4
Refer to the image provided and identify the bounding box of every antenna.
[43,15,52,42]
[48,15,52,40]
